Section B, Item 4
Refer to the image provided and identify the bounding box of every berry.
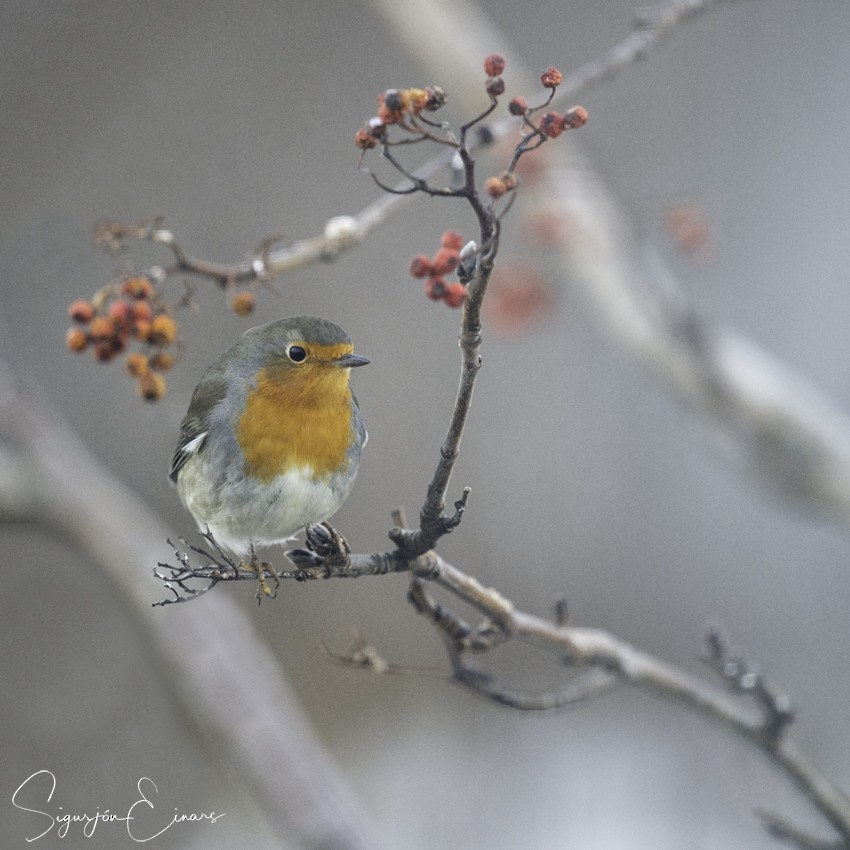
[133,319,153,342]
[485,77,505,97]
[138,371,167,402]
[124,352,150,378]
[68,300,95,324]
[108,299,132,326]
[66,327,89,353]
[354,128,378,150]
[408,254,434,278]
[508,96,528,116]
[540,66,563,88]
[442,283,468,308]
[121,276,153,299]
[440,231,464,251]
[484,176,507,199]
[230,291,256,316]
[539,112,565,138]
[150,351,176,372]
[432,247,460,275]
[563,105,588,128]
[424,277,447,301]
[149,314,177,346]
[483,54,506,77]
[89,316,116,341]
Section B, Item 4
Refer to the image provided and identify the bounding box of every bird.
[169,316,368,566]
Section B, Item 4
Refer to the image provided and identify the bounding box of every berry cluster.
[65,275,178,401]
[408,231,468,308]
[354,85,447,150]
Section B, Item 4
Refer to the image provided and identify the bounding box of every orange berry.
[150,350,175,372]
[483,54,506,77]
[484,176,507,199]
[132,300,153,323]
[133,319,153,342]
[89,316,116,340]
[408,254,434,278]
[121,276,153,299]
[149,314,177,346]
[443,282,468,308]
[66,327,89,353]
[540,66,563,88]
[138,371,167,402]
[124,352,150,378]
[68,299,95,324]
[440,231,464,251]
[431,247,460,275]
[230,291,256,316]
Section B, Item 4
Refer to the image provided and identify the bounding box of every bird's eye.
[287,345,307,363]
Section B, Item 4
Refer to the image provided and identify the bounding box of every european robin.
[169,316,368,557]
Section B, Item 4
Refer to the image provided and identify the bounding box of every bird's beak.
[334,352,370,368]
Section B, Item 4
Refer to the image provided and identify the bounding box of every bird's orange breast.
[236,357,354,482]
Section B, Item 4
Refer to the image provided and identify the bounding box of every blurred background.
[2,0,850,847]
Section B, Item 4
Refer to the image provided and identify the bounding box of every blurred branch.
[0,361,385,850]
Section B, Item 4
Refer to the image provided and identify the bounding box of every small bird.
[169,316,368,561]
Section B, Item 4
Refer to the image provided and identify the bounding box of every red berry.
[431,248,460,275]
[440,231,464,251]
[424,277,447,301]
[508,96,528,116]
[442,283,468,308]
[483,54,506,77]
[539,112,565,138]
[408,254,434,278]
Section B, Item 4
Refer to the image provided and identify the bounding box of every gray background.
[2,1,850,847]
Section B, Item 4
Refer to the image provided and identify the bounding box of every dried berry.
[540,66,563,88]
